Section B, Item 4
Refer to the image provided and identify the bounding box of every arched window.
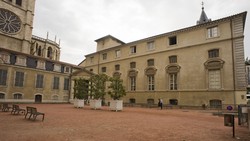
[47,47,52,58]
[0,93,5,99]
[13,93,22,99]
[38,46,42,56]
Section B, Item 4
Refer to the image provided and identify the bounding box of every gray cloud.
[33,0,250,64]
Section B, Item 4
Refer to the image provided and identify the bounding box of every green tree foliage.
[89,74,108,99]
[108,77,126,100]
[73,78,89,100]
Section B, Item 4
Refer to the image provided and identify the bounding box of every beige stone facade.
[80,11,248,107]
[0,0,248,107]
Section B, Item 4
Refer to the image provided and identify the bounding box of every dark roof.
[95,35,125,44]
[197,7,211,25]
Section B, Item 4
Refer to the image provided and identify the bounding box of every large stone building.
[78,7,248,107]
[0,0,248,108]
[0,0,90,103]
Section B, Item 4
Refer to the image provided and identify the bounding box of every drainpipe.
[230,19,237,108]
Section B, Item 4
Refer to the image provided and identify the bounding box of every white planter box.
[90,99,102,110]
[74,99,84,108]
[109,100,123,111]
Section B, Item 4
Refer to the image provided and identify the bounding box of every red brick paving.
[0,104,249,141]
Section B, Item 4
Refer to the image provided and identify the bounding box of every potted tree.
[73,78,89,108]
[89,74,108,109]
[108,77,126,111]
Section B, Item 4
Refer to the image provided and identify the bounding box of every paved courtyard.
[0,104,249,141]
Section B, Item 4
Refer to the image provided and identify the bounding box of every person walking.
[158,99,163,110]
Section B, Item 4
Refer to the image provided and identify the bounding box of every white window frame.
[148,75,155,91]
[147,41,155,51]
[207,26,219,38]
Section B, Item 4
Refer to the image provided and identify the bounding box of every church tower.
[0,0,35,54]
[197,2,211,25]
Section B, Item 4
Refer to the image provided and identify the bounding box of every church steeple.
[197,2,211,25]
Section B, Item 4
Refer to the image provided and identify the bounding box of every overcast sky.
[32,0,250,65]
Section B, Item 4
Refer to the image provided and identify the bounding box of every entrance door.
[35,95,42,103]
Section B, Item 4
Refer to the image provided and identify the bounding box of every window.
[16,0,22,6]
[207,26,218,38]
[15,71,24,87]
[0,69,7,86]
[53,77,60,89]
[102,53,107,60]
[64,78,69,90]
[169,56,177,63]
[169,36,177,45]
[115,64,120,71]
[47,47,52,58]
[0,93,5,99]
[130,76,136,91]
[208,49,219,58]
[115,50,121,58]
[14,93,22,99]
[37,46,42,56]
[148,75,155,91]
[147,41,155,51]
[90,57,94,63]
[130,46,136,54]
[147,59,154,66]
[169,73,177,90]
[130,62,136,69]
[208,70,221,89]
[36,74,44,88]
[65,67,70,73]
[90,69,93,72]
[101,67,106,73]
